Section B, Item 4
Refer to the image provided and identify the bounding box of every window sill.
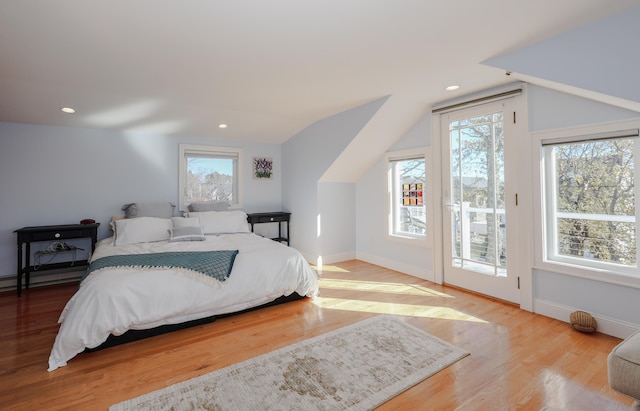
[534,259,640,290]
[386,233,430,247]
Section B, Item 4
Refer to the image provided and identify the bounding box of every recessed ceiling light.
[60,107,76,114]
[218,124,228,129]
[444,85,460,91]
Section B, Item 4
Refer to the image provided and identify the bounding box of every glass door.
[441,99,519,303]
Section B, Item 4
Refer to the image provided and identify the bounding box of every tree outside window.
[185,157,234,204]
[548,138,636,267]
[179,144,241,211]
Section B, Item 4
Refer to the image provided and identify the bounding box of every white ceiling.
[1,0,638,143]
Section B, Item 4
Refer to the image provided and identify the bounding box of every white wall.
[355,114,432,279]
[527,86,639,131]
[483,6,640,105]
[282,98,386,263]
[0,122,282,281]
[317,182,355,262]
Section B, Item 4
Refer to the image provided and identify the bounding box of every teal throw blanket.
[81,250,239,284]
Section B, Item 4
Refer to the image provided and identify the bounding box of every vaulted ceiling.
[1,1,638,143]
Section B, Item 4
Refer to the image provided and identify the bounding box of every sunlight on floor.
[313,264,487,323]
[311,264,350,273]
[312,297,487,323]
[318,278,453,298]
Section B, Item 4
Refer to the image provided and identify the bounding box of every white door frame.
[430,85,532,311]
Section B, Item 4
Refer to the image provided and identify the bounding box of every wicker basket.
[570,310,597,333]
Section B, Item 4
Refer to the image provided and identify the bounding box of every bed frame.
[86,293,305,352]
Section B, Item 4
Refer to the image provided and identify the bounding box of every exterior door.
[441,99,520,303]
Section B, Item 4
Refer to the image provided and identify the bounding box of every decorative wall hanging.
[402,183,423,206]
[253,157,273,179]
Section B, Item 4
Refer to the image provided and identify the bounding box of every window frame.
[385,147,431,245]
[178,144,243,212]
[533,119,640,289]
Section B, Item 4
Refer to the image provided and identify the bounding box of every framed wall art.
[253,157,273,179]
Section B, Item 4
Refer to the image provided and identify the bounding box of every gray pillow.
[122,202,176,218]
[168,226,206,242]
[187,201,230,212]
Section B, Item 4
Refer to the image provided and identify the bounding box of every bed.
[47,207,319,372]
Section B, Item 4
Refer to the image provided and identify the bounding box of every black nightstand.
[247,212,291,245]
[14,223,100,296]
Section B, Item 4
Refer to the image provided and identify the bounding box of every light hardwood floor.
[0,260,633,410]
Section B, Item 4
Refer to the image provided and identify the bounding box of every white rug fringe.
[82,265,224,289]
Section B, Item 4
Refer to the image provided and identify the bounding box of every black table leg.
[16,243,22,297]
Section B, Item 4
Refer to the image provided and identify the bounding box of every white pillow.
[114,217,173,245]
[188,210,250,234]
[171,217,201,228]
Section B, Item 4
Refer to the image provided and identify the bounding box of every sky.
[188,157,233,176]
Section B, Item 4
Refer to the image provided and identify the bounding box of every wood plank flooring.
[0,260,633,410]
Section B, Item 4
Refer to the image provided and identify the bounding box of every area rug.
[109,315,469,411]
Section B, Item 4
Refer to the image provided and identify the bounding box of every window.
[179,144,242,211]
[387,148,428,241]
[541,129,640,277]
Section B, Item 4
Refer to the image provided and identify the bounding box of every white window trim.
[384,147,432,246]
[178,144,243,212]
[532,118,640,289]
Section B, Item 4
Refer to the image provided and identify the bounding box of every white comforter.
[48,233,318,371]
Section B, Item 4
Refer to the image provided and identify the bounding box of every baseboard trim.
[321,252,357,265]
[300,251,357,267]
[0,269,84,293]
[355,252,433,282]
[534,298,639,339]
